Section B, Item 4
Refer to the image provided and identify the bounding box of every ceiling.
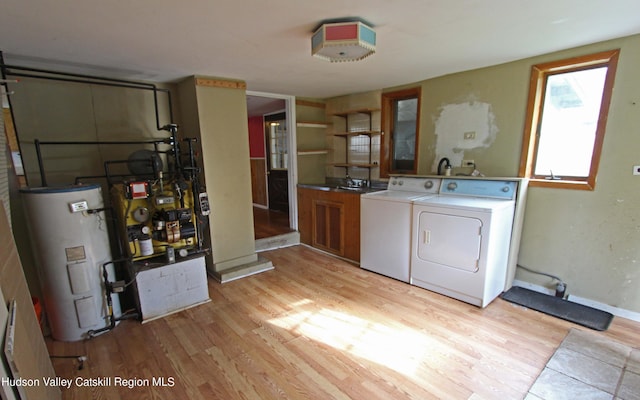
[246,96,285,118]
[1,0,640,100]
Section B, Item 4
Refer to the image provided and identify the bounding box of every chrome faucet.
[345,174,355,187]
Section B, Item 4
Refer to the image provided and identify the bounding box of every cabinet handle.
[424,230,431,244]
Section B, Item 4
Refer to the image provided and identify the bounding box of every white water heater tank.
[21,184,121,341]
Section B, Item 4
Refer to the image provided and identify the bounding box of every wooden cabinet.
[298,187,360,262]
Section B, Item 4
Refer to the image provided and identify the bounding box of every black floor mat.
[500,286,613,331]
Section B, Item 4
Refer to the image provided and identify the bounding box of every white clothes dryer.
[410,179,518,307]
[361,176,441,282]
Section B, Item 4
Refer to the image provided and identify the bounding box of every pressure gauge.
[132,207,150,223]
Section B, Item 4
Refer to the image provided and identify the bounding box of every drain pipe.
[517,264,567,298]
[87,259,138,338]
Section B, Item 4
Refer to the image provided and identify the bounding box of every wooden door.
[265,113,289,213]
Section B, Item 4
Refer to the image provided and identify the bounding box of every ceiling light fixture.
[311,19,376,62]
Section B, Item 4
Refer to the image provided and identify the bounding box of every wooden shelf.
[297,121,330,128]
[329,108,380,179]
[298,150,329,156]
[332,108,381,118]
[332,163,378,168]
[333,130,381,137]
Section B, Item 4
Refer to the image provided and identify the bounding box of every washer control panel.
[387,176,441,193]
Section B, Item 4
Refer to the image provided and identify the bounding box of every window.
[381,88,421,177]
[519,49,619,190]
[266,113,288,170]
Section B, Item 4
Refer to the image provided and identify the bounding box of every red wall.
[248,116,265,158]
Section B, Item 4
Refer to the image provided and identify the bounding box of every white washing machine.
[410,178,518,307]
[361,176,441,282]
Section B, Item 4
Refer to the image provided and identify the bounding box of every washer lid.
[362,190,435,202]
[413,195,514,212]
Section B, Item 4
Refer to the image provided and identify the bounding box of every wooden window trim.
[381,87,421,178]
[519,49,620,190]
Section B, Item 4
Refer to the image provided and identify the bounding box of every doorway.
[246,92,298,241]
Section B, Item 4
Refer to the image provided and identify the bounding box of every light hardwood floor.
[47,245,639,399]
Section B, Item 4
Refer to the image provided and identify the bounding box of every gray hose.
[517,264,567,298]
[517,264,563,282]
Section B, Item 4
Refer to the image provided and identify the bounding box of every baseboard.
[512,280,640,323]
[299,244,359,266]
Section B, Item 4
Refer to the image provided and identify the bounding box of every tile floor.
[526,329,640,400]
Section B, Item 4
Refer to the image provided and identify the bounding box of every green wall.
[514,35,640,313]
[417,61,526,176]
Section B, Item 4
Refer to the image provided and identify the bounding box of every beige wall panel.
[193,78,257,271]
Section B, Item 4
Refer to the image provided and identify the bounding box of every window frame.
[518,49,619,190]
[381,87,421,178]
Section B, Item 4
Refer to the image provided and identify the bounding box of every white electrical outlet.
[633,165,640,175]
[462,159,475,167]
[463,131,476,140]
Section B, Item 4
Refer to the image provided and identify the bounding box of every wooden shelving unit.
[295,100,330,184]
[331,109,381,180]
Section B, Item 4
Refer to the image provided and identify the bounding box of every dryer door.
[416,211,482,272]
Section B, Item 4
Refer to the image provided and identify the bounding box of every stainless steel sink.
[337,186,369,192]
[297,183,382,194]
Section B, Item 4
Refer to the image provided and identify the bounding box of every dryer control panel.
[440,179,517,199]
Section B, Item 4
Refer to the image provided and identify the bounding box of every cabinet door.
[312,199,344,256]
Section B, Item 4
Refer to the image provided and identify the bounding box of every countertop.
[297,183,384,194]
